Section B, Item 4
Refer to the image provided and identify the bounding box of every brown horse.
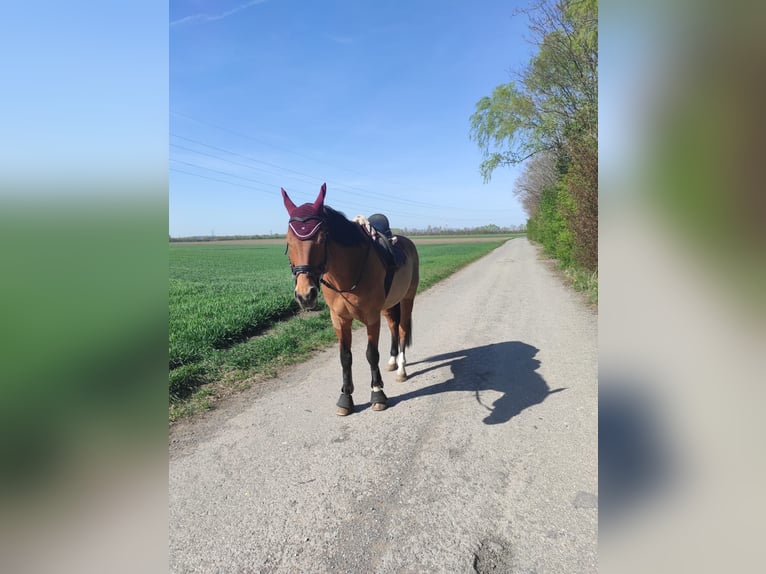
[282,183,419,416]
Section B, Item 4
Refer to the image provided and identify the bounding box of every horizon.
[169,222,528,241]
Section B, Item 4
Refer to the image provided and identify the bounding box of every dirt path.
[169,238,597,573]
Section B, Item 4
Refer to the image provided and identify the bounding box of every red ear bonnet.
[313,183,327,211]
[283,183,327,240]
[281,187,297,215]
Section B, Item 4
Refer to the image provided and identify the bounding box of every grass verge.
[531,240,598,306]
[564,265,598,305]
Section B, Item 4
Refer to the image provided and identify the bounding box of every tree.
[514,149,558,217]
[470,0,597,270]
[470,0,597,181]
[564,130,597,270]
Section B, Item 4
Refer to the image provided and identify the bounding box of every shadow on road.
[384,341,564,424]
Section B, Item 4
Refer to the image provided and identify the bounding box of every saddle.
[355,213,407,295]
[367,214,406,269]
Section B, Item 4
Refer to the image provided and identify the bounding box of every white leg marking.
[388,356,397,367]
[372,385,382,392]
[397,351,406,377]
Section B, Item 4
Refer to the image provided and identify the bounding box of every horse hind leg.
[395,297,415,382]
[383,304,400,373]
[394,350,407,382]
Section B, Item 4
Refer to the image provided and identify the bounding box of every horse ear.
[313,183,327,210]
[281,187,297,214]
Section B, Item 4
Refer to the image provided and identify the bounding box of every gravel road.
[169,238,597,573]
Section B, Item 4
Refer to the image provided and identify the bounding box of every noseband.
[290,259,326,282]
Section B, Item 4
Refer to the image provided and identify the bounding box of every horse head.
[282,183,327,310]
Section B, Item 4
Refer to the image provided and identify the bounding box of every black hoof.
[370,389,388,406]
[336,393,354,411]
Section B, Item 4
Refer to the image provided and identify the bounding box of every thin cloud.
[171,0,269,27]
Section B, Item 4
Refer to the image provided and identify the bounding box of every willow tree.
[470,0,598,270]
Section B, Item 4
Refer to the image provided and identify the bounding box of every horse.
[282,183,419,416]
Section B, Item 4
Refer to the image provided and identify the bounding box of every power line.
[170,158,280,190]
[171,109,385,180]
[172,134,326,185]
[171,133,444,210]
[171,143,320,188]
[171,164,518,226]
[170,110,517,209]
[170,132,515,214]
[170,162,418,219]
[170,167,274,194]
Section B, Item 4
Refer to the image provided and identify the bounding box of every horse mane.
[323,206,368,247]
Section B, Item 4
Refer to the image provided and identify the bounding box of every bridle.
[286,215,371,294]
[287,215,328,283]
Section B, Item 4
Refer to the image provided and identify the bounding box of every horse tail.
[387,302,412,349]
[388,302,401,325]
[403,320,413,349]
[401,302,413,349]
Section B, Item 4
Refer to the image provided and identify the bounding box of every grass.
[564,266,598,305]
[169,245,297,369]
[531,241,598,306]
[169,239,507,421]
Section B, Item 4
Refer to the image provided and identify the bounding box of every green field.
[170,245,296,369]
[169,239,508,419]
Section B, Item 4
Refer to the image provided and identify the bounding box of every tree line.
[393,223,526,236]
[170,224,524,242]
[470,0,597,271]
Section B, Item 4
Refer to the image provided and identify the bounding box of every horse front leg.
[335,319,355,416]
[366,319,387,411]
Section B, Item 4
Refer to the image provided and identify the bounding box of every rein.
[320,239,370,294]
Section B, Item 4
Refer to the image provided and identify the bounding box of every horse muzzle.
[294,284,319,310]
[293,269,320,310]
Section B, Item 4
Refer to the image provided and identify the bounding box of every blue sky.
[170,0,535,236]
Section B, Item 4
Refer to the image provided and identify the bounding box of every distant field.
[171,233,524,246]
[169,237,512,418]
